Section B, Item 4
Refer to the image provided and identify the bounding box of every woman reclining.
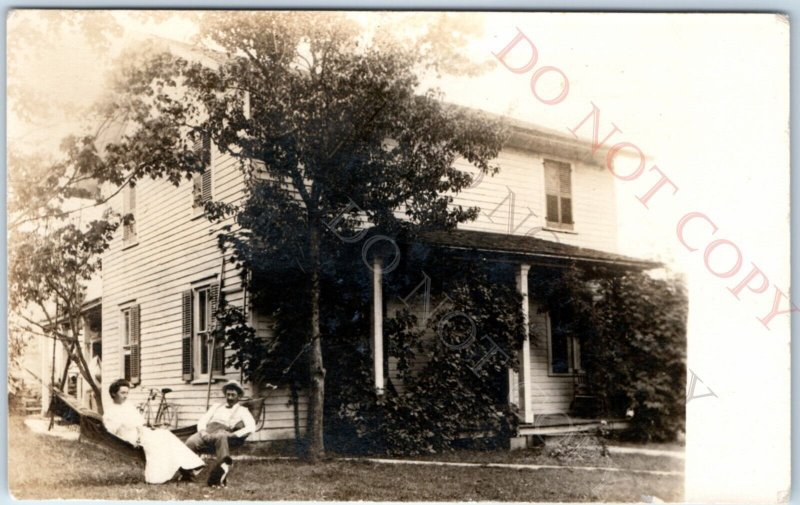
[103,379,204,484]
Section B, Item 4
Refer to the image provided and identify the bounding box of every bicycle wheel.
[155,404,178,429]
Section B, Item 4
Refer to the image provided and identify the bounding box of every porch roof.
[416,229,660,270]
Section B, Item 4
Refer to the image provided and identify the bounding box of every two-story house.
[98,109,655,445]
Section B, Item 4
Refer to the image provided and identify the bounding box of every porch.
[368,229,658,437]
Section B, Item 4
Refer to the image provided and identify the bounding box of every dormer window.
[544,159,573,230]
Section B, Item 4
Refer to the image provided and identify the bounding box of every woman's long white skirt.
[139,428,205,484]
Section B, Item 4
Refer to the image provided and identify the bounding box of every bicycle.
[137,387,179,429]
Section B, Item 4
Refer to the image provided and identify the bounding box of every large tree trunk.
[305,223,325,460]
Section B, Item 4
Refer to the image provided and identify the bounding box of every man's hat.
[222,380,244,396]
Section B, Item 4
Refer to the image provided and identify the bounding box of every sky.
[7,11,791,503]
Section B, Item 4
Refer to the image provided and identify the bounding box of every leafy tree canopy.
[89,11,506,459]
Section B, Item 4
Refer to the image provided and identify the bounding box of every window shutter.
[208,283,225,374]
[182,291,193,381]
[558,164,572,195]
[130,305,141,385]
[208,283,220,327]
[202,166,213,203]
[192,132,212,206]
[192,132,211,165]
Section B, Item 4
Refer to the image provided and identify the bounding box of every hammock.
[49,389,196,464]
[48,389,269,462]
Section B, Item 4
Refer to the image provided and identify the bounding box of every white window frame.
[193,286,213,379]
[543,158,575,231]
[120,306,133,381]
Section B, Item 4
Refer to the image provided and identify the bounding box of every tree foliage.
[8,220,119,412]
[94,12,504,459]
[528,265,687,442]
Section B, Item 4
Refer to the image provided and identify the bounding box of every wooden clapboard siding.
[101,147,306,441]
[451,147,618,253]
[528,301,574,414]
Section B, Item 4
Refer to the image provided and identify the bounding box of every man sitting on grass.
[184,380,256,479]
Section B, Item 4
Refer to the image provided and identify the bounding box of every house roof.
[454,105,647,167]
[152,36,635,167]
[416,229,660,270]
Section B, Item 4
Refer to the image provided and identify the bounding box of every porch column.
[517,264,534,424]
[372,257,385,395]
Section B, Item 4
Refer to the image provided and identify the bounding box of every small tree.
[9,220,117,413]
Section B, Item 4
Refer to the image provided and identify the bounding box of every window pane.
[192,174,204,207]
[561,197,573,224]
[544,164,559,194]
[546,195,559,222]
[198,290,207,332]
[550,315,571,374]
[123,311,130,346]
[124,354,131,381]
[551,332,570,373]
[200,333,209,374]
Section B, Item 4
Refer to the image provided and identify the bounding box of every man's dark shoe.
[177,468,196,483]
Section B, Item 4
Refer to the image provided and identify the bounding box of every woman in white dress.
[103,379,205,484]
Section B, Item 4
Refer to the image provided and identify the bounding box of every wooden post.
[372,257,384,395]
[517,264,533,424]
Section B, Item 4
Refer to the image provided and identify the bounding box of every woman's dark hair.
[108,379,131,398]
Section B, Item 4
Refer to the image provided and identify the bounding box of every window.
[547,312,581,375]
[120,305,141,384]
[191,131,212,209]
[544,159,573,230]
[181,284,224,381]
[122,185,137,245]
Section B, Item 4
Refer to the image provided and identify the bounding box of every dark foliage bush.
[529,265,687,442]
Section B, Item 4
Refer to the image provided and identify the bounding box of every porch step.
[518,417,630,436]
[18,396,42,415]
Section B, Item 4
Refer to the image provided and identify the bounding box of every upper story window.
[544,159,574,231]
[192,131,213,210]
[122,185,137,246]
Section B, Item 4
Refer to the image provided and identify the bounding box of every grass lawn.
[8,416,683,501]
